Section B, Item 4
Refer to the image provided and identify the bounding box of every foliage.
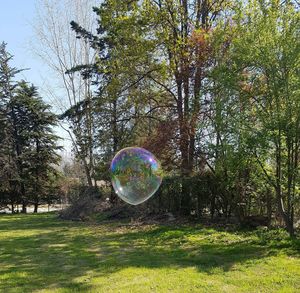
[30,0,300,236]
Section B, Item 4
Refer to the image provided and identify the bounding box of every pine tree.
[0,42,22,212]
[10,81,61,213]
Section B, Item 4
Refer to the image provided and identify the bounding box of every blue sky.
[0,0,45,87]
[0,0,72,155]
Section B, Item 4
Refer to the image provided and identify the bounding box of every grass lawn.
[0,213,299,292]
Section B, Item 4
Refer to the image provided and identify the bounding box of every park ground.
[0,213,299,292]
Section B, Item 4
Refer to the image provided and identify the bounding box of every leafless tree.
[31,0,100,186]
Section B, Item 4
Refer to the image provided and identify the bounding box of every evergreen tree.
[10,81,61,212]
[0,43,62,213]
[0,42,22,212]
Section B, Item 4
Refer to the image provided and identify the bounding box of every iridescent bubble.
[110,147,162,205]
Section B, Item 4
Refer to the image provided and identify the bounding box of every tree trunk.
[21,203,27,214]
[110,99,119,204]
[83,160,93,187]
[34,203,38,213]
[176,68,191,215]
[276,136,295,237]
[210,193,215,220]
[180,176,191,216]
[277,195,294,237]
[197,192,202,219]
[266,189,272,226]
[179,125,192,216]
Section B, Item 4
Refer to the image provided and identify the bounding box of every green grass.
[0,213,299,292]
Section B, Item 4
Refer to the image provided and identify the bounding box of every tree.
[32,0,98,187]
[0,42,22,212]
[215,0,300,236]
[10,81,61,212]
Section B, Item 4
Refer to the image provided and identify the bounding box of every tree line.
[31,0,300,237]
[0,43,61,213]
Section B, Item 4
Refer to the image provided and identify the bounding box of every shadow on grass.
[0,213,299,291]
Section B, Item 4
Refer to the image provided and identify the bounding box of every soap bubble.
[110,147,162,205]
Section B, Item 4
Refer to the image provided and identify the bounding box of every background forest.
[0,0,299,238]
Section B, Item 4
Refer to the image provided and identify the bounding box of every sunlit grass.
[0,213,299,292]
